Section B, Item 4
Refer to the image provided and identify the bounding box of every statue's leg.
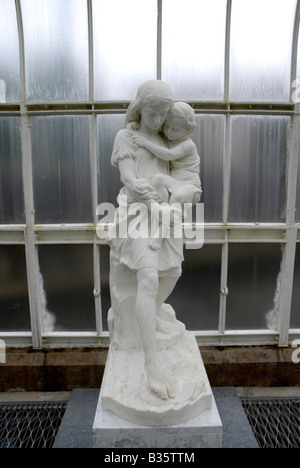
[136,267,159,362]
[136,267,174,399]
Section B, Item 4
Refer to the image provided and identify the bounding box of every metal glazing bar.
[157,0,162,80]
[196,330,279,347]
[87,0,94,101]
[14,0,26,102]
[222,113,231,224]
[91,113,98,223]
[1,102,294,116]
[93,243,103,337]
[290,0,300,101]
[91,113,102,334]
[278,228,297,346]
[224,0,232,103]
[277,106,300,346]
[20,107,43,348]
[218,237,228,334]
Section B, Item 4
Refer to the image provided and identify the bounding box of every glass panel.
[21,0,89,102]
[100,244,221,332]
[0,0,20,102]
[0,245,30,331]
[97,114,124,206]
[32,116,92,224]
[230,0,297,102]
[228,116,289,223]
[93,0,157,101]
[291,244,300,329]
[227,244,282,330]
[191,115,225,222]
[168,245,222,331]
[38,245,95,332]
[162,0,226,101]
[0,117,25,224]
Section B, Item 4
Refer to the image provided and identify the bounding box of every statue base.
[93,359,222,448]
[99,331,212,428]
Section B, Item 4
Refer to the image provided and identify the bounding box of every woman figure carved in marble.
[108,80,188,400]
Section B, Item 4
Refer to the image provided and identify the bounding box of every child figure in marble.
[132,101,202,249]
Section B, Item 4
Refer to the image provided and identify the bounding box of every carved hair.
[125,80,174,130]
[167,102,197,132]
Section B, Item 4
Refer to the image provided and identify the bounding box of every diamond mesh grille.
[0,402,67,448]
[241,398,300,448]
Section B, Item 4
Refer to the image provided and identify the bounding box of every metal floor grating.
[241,398,300,448]
[0,402,67,448]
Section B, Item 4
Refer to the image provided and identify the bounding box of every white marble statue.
[102,80,212,426]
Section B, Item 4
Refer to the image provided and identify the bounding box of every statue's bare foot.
[145,359,175,400]
[149,237,163,250]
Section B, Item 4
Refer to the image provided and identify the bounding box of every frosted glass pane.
[21,0,89,102]
[0,0,20,102]
[191,115,225,222]
[228,116,289,223]
[162,0,226,101]
[32,116,92,223]
[0,117,25,224]
[93,0,157,101]
[168,245,222,331]
[0,245,30,331]
[230,0,296,102]
[227,244,282,330]
[38,245,95,332]
[99,243,222,333]
[291,244,300,329]
[97,114,124,206]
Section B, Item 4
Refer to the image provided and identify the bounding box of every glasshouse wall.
[0,0,300,354]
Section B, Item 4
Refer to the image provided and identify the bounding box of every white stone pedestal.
[93,330,222,448]
[100,331,213,427]
[93,393,222,448]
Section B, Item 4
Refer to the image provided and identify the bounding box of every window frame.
[0,0,300,348]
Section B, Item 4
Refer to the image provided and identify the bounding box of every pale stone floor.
[1,387,300,448]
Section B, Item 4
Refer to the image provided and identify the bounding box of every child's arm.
[133,133,194,161]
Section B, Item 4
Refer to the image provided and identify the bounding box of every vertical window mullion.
[219,239,228,335]
[21,107,43,348]
[91,111,102,335]
[220,108,231,336]
[93,243,103,337]
[157,0,162,80]
[15,0,26,102]
[91,113,98,223]
[223,113,231,225]
[290,0,300,102]
[278,111,300,345]
[87,0,94,102]
[278,230,297,345]
[224,0,232,103]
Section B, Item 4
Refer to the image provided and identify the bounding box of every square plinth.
[93,393,222,449]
